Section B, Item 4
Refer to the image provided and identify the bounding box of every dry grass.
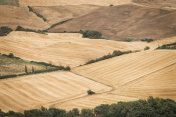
[0,0,19,6]
[50,4,176,40]
[0,31,150,67]
[32,5,100,25]
[73,50,176,87]
[0,71,111,112]
[0,5,49,30]
[19,0,132,6]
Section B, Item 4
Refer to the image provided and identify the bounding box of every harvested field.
[0,5,49,30]
[0,31,149,67]
[0,71,111,112]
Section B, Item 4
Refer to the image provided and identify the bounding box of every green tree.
[25,65,28,74]
[0,26,13,36]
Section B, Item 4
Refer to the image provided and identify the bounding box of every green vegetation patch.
[16,26,46,34]
[43,19,73,32]
[1,96,176,117]
[80,30,104,39]
[28,6,47,22]
[157,42,176,49]
[124,38,153,43]
[0,26,13,36]
[0,53,70,79]
[85,50,132,65]
[87,90,95,95]
[0,0,19,6]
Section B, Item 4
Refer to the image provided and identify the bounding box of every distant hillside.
[0,6,49,30]
[32,5,101,25]
[49,4,176,40]
[0,0,19,6]
[19,0,132,6]
[133,0,176,8]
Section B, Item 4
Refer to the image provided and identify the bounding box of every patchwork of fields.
[0,0,176,114]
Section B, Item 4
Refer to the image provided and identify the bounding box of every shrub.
[141,38,153,43]
[87,90,95,95]
[0,26,13,36]
[109,4,114,7]
[144,46,150,50]
[81,30,104,39]
[124,38,138,42]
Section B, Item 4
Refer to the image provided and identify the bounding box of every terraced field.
[0,71,111,112]
[0,31,149,67]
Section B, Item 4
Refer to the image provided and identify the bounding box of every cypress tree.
[25,65,28,74]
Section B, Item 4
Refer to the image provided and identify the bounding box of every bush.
[141,38,153,43]
[87,90,95,95]
[82,30,104,39]
[0,26,13,36]
[124,38,138,42]
[144,46,150,50]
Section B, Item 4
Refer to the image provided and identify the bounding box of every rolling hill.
[32,5,101,25]
[133,0,176,9]
[0,31,150,67]
[73,50,176,100]
[0,5,49,30]
[0,71,111,112]
[49,4,176,40]
[19,0,132,6]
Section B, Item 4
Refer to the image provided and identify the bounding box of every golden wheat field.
[0,31,151,67]
[0,49,175,112]
[0,71,111,112]
[0,0,176,115]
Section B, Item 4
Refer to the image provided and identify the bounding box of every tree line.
[0,96,176,117]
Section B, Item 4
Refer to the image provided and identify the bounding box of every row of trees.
[157,42,176,49]
[85,50,132,65]
[1,96,176,117]
[0,53,71,79]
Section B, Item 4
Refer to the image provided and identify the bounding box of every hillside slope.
[0,31,150,67]
[0,71,111,112]
[0,0,19,6]
[50,4,176,40]
[73,50,176,100]
[32,5,100,25]
[133,0,176,9]
[19,0,132,6]
[0,5,49,30]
